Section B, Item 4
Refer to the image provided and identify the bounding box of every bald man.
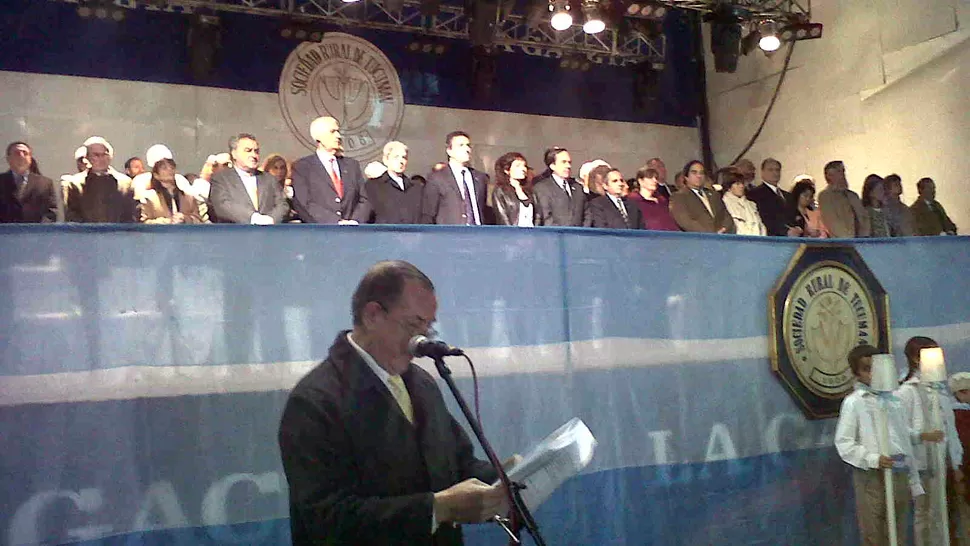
[291,116,371,224]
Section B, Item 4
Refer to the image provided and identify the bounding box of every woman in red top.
[626,166,680,231]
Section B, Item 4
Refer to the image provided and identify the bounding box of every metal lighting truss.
[59,0,812,62]
[61,0,666,65]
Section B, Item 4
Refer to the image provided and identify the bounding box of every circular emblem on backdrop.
[279,33,405,163]
[783,261,878,397]
[769,245,891,419]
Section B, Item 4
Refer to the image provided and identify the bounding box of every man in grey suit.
[209,133,289,224]
[421,131,488,225]
[532,147,589,227]
[0,142,63,223]
[291,116,371,225]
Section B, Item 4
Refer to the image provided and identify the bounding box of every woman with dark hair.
[786,180,829,238]
[720,169,766,236]
[626,166,679,231]
[492,152,534,226]
[862,174,892,237]
[140,158,202,224]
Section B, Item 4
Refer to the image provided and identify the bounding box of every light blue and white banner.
[1,226,969,545]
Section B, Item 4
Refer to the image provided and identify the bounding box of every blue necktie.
[462,170,478,225]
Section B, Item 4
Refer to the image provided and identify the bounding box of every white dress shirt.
[388,172,405,191]
[448,162,481,225]
[517,201,534,227]
[835,386,924,495]
[552,174,571,197]
[234,167,263,224]
[316,149,341,182]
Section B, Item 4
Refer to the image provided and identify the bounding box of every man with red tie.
[291,116,371,224]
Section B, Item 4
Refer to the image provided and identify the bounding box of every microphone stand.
[432,354,547,546]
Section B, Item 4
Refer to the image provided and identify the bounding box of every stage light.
[342,0,361,4]
[758,21,780,52]
[77,1,125,22]
[582,0,605,34]
[626,2,666,19]
[549,0,572,31]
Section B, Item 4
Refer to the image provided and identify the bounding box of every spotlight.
[779,22,823,42]
[582,0,605,34]
[626,2,666,19]
[279,20,326,42]
[758,21,780,52]
[549,0,572,31]
[342,0,361,4]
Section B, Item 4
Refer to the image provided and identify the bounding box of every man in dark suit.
[291,116,371,224]
[669,161,735,233]
[747,158,794,236]
[590,169,643,229]
[911,177,958,236]
[209,133,289,224]
[421,131,488,225]
[366,141,423,224]
[532,147,589,226]
[0,142,63,223]
[279,261,509,546]
[645,157,676,200]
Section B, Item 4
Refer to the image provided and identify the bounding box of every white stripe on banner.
[2,324,969,406]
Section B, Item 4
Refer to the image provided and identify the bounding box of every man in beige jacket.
[818,160,869,238]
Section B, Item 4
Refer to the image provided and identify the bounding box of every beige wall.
[0,71,699,185]
[705,0,970,229]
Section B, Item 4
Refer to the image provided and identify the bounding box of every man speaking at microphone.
[279,260,509,545]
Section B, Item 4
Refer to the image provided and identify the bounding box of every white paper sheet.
[497,418,597,511]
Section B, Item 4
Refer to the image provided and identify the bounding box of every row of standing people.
[0,122,960,237]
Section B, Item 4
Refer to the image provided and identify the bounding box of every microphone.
[408,335,464,358]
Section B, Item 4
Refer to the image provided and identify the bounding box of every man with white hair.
[62,136,138,223]
[364,141,423,224]
[291,116,370,224]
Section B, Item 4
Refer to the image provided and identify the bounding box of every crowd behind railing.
[0,116,959,237]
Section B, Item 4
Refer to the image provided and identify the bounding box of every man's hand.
[252,213,275,225]
[921,430,945,443]
[172,212,185,225]
[787,226,803,237]
[337,220,359,225]
[878,455,894,469]
[717,227,728,234]
[501,454,523,471]
[433,479,509,524]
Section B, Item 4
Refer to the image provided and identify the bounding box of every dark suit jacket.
[209,168,289,224]
[291,154,371,224]
[365,172,424,224]
[0,171,63,223]
[421,165,488,225]
[532,175,589,227]
[279,332,497,546]
[669,187,736,233]
[655,182,675,201]
[911,199,958,236]
[589,195,643,230]
[747,183,791,236]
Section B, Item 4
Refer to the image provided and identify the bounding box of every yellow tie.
[247,180,259,210]
[387,375,414,424]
